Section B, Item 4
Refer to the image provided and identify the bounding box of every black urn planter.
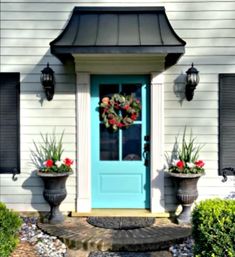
[169,173,204,225]
[37,171,73,224]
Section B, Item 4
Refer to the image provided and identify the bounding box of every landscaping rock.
[20,217,67,257]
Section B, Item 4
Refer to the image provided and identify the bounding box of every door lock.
[143,142,150,166]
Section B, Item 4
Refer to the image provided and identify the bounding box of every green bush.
[0,202,22,257]
[192,198,235,257]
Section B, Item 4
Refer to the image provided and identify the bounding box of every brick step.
[89,251,172,257]
[38,217,191,252]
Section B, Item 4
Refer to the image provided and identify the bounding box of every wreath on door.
[100,93,141,131]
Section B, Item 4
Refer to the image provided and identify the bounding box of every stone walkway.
[38,217,191,256]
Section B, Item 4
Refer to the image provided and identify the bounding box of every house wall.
[1,0,235,212]
[163,1,235,211]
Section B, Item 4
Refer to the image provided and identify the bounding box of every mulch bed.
[10,242,38,257]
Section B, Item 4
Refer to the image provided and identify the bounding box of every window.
[219,74,235,176]
[0,73,20,174]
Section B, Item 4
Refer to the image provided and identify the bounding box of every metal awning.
[50,7,186,68]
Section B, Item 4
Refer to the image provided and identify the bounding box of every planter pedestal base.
[177,205,192,225]
[169,172,204,225]
[48,206,64,224]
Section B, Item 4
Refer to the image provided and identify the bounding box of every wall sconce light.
[185,63,200,101]
[40,63,55,101]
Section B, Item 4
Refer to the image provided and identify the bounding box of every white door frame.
[74,54,165,213]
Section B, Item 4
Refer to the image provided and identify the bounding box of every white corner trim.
[150,73,165,212]
[76,72,91,212]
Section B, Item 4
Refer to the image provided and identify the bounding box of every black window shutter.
[219,74,235,176]
[0,73,20,174]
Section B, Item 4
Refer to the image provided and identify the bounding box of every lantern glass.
[186,63,199,87]
[40,63,55,101]
[41,63,55,87]
[187,73,199,86]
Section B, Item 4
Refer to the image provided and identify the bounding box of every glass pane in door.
[99,84,119,98]
[100,124,119,160]
[122,124,141,160]
[122,84,142,121]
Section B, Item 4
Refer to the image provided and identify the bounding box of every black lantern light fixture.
[185,63,200,101]
[40,63,55,101]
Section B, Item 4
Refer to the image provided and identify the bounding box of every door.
[91,75,150,208]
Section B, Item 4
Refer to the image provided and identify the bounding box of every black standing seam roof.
[50,7,186,68]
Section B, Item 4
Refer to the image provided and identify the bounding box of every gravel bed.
[169,237,194,257]
[20,217,67,257]
[19,216,194,257]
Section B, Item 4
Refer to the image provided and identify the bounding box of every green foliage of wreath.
[99,93,141,132]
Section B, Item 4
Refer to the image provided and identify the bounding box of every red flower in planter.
[45,159,53,168]
[64,158,73,167]
[195,160,205,168]
[176,160,185,170]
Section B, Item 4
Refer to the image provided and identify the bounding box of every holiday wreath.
[100,93,141,131]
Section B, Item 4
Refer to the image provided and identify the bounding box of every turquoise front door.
[91,75,150,208]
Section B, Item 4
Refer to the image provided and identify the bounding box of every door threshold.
[71,209,170,217]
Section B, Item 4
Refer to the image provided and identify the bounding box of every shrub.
[192,198,235,257]
[0,202,22,257]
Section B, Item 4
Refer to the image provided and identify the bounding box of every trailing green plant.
[167,127,205,174]
[31,130,73,173]
[0,202,22,257]
[192,198,235,257]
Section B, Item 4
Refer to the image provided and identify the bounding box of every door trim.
[76,73,91,212]
[150,73,165,212]
[75,58,165,213]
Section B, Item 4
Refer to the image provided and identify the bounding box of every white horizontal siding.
[2,47,50,56]
[2,2,235,11]
[0,1,77,212]
[1,0,235,213]
[1,64,74,74]
[0,176,76,186]
[3,203,75,212]
[21,143,76,152]
[21,126,76,135]
[1,185,76,195]
[2,10,235,21]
